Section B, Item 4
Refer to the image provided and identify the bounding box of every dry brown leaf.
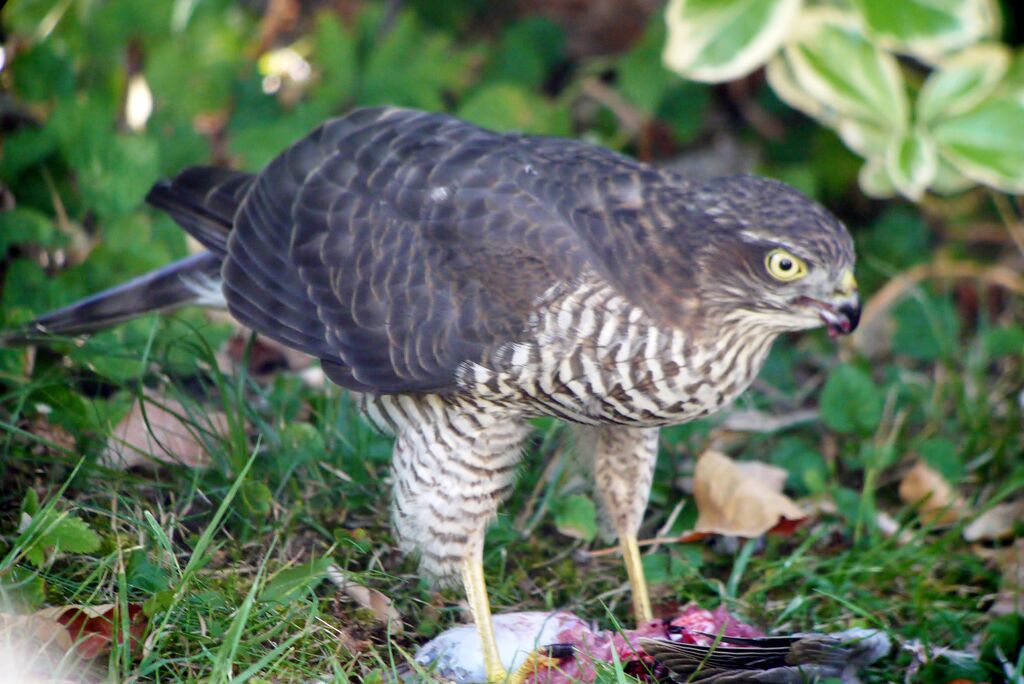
[327,566,403,632]
[692,451,807,538]
[963,500,1024,542]
[342,584,403,632]
[0,603,145,681]
[35,603,147,659]
[734,460,790,493]
[898,461,966,525]
[973,539,1024,616]
[103,394,229,470]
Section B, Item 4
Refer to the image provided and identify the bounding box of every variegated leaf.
[885,129,938,201]
[854,0,1001,63]
[933,92,1024,194]
[784,9,908,134]
[917,43,1011,123]
[663,0,803,83]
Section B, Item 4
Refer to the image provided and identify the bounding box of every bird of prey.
[5,107,860,682]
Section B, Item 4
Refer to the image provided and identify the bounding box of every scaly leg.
[620,531,653,624]
[461,555,507,682]
[575,425,660,625]
[379,395,534,682]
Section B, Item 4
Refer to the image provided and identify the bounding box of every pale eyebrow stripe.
[738,230,804,257]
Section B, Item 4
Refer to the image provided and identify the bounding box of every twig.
[586,532,707,559]
[579,77,648,138]
[851,258,1024,354]
[646,500,686,556]
[990,191,1024,257]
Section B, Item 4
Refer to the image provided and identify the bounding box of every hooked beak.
[820,269,860,337]
[797,269,861,338]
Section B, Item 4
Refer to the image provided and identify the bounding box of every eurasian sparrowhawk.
[6,107,860,682]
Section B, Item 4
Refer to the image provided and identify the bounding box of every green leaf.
[770,438,828,494]
[932,93,1024,194]
[259,556,334,604]
[663,0,802,82]
[22,508,103,566]
[308,13,359,110]
[819,364,884,434]
[885,129,938,200]
[240,481,273,518]
[619,17,674,114]
[917,437,962,482]
[929,157,975,196]
[858,207,930,273]
[278,423,325,465]
[857,156,898,199]
[2,259,54,320]
[484,17,564,90]
[360,11,473,110]
[917,43,1011,123]
[854,0,1000,62]
[0,126,58,181]
[553,494,597,542]
[44,512,102,554]
[127,549,170,593]
[22,489,40,517]
[458,84,570,136]
[980,325,1024,361]
[892,294,960,361]
[1,566,47,610]
[11,42,76,102]
[0,209,61,254]
[782,9,908,134]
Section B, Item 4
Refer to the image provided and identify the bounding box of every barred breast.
[458,275,781,427]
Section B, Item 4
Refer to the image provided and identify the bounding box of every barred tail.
[1,252,223,346]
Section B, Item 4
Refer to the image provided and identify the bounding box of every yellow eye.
[765,249,807,282]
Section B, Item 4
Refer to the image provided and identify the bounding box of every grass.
[2,0,1022,679]
[0,292,1020,682]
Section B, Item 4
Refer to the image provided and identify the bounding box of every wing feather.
[222,106,695,393]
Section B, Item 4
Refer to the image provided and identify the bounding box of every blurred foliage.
[0,0,1022,682]
[665,0,1024,199]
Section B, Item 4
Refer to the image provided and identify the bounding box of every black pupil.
[779,258,793,271]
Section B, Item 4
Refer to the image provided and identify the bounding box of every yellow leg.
[620,532,653,624]
[461,557,507,683]
[508,650,561,684]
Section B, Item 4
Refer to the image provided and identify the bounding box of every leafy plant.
[663,0,1023,199]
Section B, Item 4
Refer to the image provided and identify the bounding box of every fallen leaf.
[963,500,1024,542]
[898,461,966,525]
[24,412,76,455]
[692,451,807,538]
[0,602,146,681]
[326,566,403,632]
[973,539,1023,616]
[102,393,229,469]
[734,460,790,493]
[35,603,147,659]
[719,408,818,434]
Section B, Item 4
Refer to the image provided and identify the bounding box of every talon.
[508,648,563,684]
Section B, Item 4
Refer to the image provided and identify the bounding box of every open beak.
[819,269,860,337]
[818,296,860,337]
[796,270,861,338]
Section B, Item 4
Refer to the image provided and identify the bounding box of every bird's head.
[685,175,860,337]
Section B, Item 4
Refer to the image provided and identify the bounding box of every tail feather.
[145,167,254,253]
[1,252,223,346]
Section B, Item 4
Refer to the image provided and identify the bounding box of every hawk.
[6,107,860,682]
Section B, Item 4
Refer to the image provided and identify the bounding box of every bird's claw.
[506,646,565,684]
